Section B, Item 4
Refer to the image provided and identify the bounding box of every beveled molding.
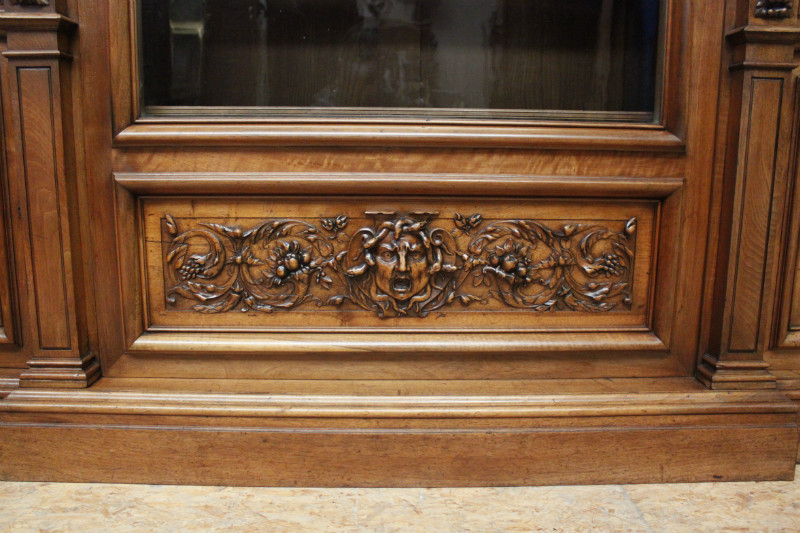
[2,385,795,418]
[0,13,76,32]
[113,123,686,152]
[114,173,685,198]
[0,385,796,485]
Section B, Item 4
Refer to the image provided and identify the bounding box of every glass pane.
[140,0,661,116]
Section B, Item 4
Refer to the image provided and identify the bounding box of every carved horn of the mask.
[344,228,377,276]
[428,228,457,274]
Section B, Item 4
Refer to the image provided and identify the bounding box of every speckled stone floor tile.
[623,471,800,533]
[0,468,797,532]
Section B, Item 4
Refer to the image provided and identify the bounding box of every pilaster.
[0,4,98,387]
[699,0,800,389]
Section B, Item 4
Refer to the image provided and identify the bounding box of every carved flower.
[487,239,531,282]
[265,240,314,285]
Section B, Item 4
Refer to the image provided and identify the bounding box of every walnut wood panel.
[1,0,791,487]
[766,67,800,405]
[727,77,784,352]
[111,149,686,178]
[15,67,71,350]
[142,197,654,332]
[774,73,800,350]
[0,40,18,349]
[0,34,27,375]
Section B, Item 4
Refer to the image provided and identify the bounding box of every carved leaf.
[326,295,347,306]
[165,214,178,236]
[166,243,187,266]
[625,218,637,237]
[200,223,243,239]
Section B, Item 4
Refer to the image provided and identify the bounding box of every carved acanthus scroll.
[164,212,637,318]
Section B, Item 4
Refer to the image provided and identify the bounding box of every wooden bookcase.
[0,0,798,486]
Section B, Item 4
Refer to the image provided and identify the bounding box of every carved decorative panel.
[142,198,657,331]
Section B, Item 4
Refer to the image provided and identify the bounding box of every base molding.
[0,384,797,486]
[18,353,101,389]
[697,354,777,389]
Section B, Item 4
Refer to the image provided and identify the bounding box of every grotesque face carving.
[345,214,458,316]
[374,233,430,300]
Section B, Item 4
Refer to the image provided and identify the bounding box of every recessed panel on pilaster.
[16,66,71,351]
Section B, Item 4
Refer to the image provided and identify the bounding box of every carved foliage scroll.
[164,212,637,318]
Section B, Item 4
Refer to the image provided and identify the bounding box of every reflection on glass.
[140,0,660,114]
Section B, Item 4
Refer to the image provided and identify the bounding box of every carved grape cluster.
[597,253,623,277]
[178,256,207,281]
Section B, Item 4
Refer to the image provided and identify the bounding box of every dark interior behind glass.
[140,0,661,117]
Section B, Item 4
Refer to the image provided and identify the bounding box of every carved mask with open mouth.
[374,233,430,301]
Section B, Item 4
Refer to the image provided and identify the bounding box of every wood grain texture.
[109,330,673,381]
[114,123,685,152]
[775,73,800,350]
[766,64,800,409]
[16,67,70,350]
[728,77,783,352]
[114,172,685,198]
[0,38,20,350]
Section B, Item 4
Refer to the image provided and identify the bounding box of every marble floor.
[1,469,799,532]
